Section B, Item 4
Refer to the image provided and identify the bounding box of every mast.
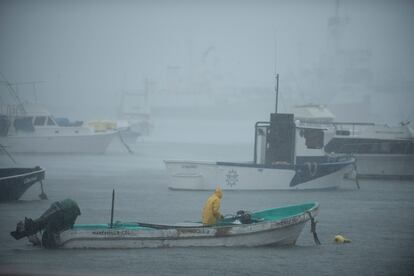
[273,30,279,114]
[0,72,27,115]
[275,73,279,114]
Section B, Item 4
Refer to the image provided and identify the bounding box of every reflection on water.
[0,140,413,276]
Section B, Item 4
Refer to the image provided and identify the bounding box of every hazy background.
[1,0,413,128]
[0,2,414,275]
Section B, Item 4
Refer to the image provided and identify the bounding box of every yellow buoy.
[334,235,351,244]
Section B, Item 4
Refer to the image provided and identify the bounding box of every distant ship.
[294,105,414,180]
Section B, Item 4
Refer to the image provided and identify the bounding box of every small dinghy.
[11,199,320,249]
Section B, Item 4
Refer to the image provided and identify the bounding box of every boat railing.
[333,122,376,126]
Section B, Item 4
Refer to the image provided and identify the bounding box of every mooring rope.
[118,131,133,154]
[353,162,360,189]
[38,180,47,200]
[306,211,321,245]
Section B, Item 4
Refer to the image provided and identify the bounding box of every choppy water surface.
[0,140,413,276]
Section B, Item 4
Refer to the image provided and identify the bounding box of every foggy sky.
[0,0,413,124]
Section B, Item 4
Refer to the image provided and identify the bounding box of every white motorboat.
[0,104,117,154]
[165,113,356,190]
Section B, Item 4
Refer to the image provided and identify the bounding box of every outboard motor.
[235,210,254,224]
[10,198,81,248]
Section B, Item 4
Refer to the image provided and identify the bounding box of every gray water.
[0,140,413,276]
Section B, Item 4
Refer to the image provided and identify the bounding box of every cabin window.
[326,139,414,154]
[407,142,414,154]
[14,116,34,132]
[379,142,390,154]
[47,117,56,126]
[34,116,46,126]
[389,142,407,154]
[0,115,10,136]
[257,128,265,136]
[303,129,324,149]
[359,143,373,153]
[336,130,350,136]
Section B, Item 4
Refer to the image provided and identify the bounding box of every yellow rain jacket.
[202,187,223,225]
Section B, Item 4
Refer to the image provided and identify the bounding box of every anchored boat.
[294,104,414,180]
[0,103,117,154]
[11,201,319,249]
[165,113,356,190]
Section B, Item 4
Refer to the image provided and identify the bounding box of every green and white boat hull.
[57,203,319,249]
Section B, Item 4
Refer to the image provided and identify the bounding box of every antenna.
[273,30,280,114]
[275,74,279,114]
[274,29,278,76]
[110,189,115,228]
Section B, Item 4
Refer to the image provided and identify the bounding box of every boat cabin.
[254,113,330,167]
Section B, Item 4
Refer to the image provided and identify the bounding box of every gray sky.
[0,0,413,123]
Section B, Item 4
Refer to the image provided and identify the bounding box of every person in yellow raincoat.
[202,187,224,225]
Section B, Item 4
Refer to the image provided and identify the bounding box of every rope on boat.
[38,180,47,200]
[118,131,134,154]
[306,211,321,245]
[353,162,360,189]
[0,143,17,164]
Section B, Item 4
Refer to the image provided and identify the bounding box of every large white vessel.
[165,112,356,190]
[294,105,414,179]
[0,104,117,154]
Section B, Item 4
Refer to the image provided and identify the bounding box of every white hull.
[294,105,414,180]
[0,131,117,154]
[58,209,317,249]
[353,154,414,179]
[61,223,306,249]
[165,160,353,190]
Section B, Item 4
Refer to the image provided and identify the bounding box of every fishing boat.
[12,201,320,249]
[165,112,356,190]
[294,105,414,180]
[0,103,117,154]
[0,144,47,201]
